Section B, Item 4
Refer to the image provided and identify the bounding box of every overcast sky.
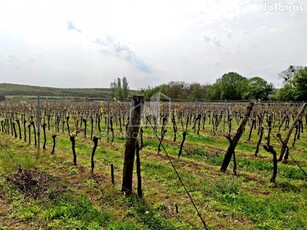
[0,0,306,89]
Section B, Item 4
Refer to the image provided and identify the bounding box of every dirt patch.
[7,168,51,199]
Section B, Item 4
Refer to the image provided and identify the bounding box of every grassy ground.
[0,118,306,229]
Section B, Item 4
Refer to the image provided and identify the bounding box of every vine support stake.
[111,164,115,184]
[221,102,254,172]
[279,103,306,161]
[121,95,144,195]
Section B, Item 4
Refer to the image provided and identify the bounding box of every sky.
[0,0,306,89]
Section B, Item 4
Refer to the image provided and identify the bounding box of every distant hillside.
[0,83,136,99]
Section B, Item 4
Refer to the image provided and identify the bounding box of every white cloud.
[0,0,306,89]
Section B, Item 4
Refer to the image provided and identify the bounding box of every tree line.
[141,65,307,101]
[110,77,129,101]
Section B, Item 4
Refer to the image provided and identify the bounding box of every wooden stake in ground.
[135,140,142,198]
[121,95,144,194]
[220,102,254,172]
[279,103,306,161]
[111,164,115,184]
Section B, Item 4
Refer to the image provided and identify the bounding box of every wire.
[254,109,307,180]
[145,114,208,230]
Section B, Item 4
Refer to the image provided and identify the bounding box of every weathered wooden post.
[121,95,144,194]
[111,164,115,184]
[221,102,254,172]
[135,141,142,198]
[279,103,306,161]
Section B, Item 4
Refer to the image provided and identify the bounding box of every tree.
[292,67,307,100]
[279,67,307,101]
[142,84,167,101]
[110,81,117,99]
[110,77,129,101]
[218,72,247,100]
[207,82,222,100]
[164,81,189,99]
[141,81,209,101]
[243,77,273,100]
[116,77,123,100]
[278,83,295,101]
[122,77,129,100]
[186,83,208,101]
[279,65,304,83]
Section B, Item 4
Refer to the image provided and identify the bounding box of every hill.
[0,83,122,98]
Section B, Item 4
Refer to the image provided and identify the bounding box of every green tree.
[189,83,207,101]
[141,81,209,101]
[110,80,117,99]
[122,77,129,100]
[206,82,222,100]
[218,72,247,100]
[110,78,126,101]
[278,83,295,101]
[141,84,167,101]
[116,77,123,100]
[243,77,273,100]
[292,67,307,100]
[278,67,307,101]
[164,81,189,99]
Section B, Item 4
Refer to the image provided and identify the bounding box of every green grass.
[0,111,307,229]
[42,193,111,229]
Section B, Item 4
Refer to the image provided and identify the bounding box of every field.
[0,98,306,229]
[0,83,113,98]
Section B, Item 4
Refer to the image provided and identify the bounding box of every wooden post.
[135,141,142,198]
[111,164,115,184]
[121,95,144,194]
[221,102,254,172]
[279,103,306,161]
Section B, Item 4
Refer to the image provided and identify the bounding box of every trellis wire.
[145,113,208,229]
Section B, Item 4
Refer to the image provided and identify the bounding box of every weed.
[85,179,97,188]
[68,166,78,175]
